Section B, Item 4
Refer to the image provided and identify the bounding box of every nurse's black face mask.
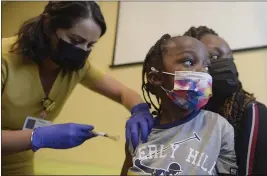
[50,37,91,72]
[210,57,240,97]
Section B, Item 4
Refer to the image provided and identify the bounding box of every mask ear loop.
[151,67,174,93]
[144,67,163,116]
[149,67,169,117]
[151,67,175,76]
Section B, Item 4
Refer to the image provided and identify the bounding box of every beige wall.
[234,50,267,104]
[2,1,267,173]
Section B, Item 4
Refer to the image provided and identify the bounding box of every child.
[121,34,237,175]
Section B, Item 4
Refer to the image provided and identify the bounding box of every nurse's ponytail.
[10,14,50,64]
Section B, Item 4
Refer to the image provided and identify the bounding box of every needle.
[93,131,120,142]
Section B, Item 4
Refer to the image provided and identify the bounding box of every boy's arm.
[121,143,133,176]
[216,122,238,175]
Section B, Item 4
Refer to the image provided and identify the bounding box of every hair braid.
[222,88,256,135]
[183,26,218,40]
[142,34,171,114]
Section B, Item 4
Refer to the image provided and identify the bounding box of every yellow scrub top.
[1,36,104,175]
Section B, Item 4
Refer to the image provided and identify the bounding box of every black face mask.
[51,38,91,71]
[210,58,240,97]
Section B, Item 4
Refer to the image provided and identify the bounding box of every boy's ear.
[147,71,164,86]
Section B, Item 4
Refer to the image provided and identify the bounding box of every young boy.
[121,35,237,175]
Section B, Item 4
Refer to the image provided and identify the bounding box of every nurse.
[1,1,154,175]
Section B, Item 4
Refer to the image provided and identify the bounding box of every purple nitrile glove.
[31,123,96,151]
[126,103,154,150]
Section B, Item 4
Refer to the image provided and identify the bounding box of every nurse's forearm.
[88,75,145,111]
[1,130,33,156]
[121,87,144,111]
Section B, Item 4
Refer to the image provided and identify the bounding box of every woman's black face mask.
[50,38,91,71]
[210,57,240,97]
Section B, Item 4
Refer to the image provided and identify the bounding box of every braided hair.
[183,26,218,40]
[184,26,256,135]
[142,34,172,115]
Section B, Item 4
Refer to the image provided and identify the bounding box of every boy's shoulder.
[201,109,234,132]
[201,109,229,122]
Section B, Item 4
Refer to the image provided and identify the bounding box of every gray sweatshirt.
[128,110,238,175]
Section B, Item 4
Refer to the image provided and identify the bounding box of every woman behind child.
[121,34,237,175]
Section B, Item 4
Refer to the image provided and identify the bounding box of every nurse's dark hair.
[184,26,256,135]
[142,33,173,114]
[10,1,106,64]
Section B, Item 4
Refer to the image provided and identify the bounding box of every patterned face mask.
[151,67,213,110]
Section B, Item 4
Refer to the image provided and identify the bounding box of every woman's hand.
[31,123,96,151]
[126,103,154,150]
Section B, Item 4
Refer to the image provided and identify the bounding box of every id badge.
[22,116,53,130]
